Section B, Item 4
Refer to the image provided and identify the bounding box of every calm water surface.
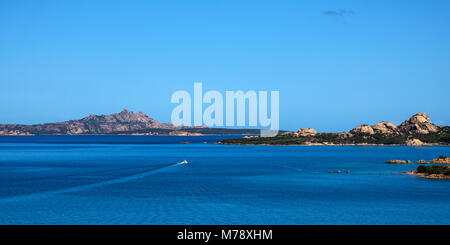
[1,135,450,224]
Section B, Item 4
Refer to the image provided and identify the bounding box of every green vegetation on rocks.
[219,114,450,146]
[416,165,450,176]
[220,129,450,145]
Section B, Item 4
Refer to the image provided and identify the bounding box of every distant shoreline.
[1,135,448,146]
[218,113,450,146]
[0,134,252,137]
[218,142,449,146]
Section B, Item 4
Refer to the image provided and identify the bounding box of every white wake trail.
[0,162,182,203]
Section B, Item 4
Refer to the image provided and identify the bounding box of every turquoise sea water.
[1,135,450,225]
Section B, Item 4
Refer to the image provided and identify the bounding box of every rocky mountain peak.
[409,112,431,123]
[109,109,154,124]
[372,121,399,134]
[349,113,439,135]
[398,112,439,134]
[350,124,375,135]
[119,108,133,115]
[52,109,170,134]
[296,128,318,136]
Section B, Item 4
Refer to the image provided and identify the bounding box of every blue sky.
[1,0,449,131]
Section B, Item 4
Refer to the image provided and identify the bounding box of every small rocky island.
[384,156,450,179]
[408,165,450,180]
[219,113,450,146]
[385,156,450,164]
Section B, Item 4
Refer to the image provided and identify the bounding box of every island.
[219,113,450,146]
[385,156,450,165]
[0,109,262,136]
[408,164,450,180]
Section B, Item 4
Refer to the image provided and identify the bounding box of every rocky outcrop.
[385,160,407,164]
[351,121,399,135]
[349,113,440,136]
[407,164,450,179]
[429,156,450,164]
[405,138,424,146]
[350,125,375,135]
[280,131,296,136]
[385,156,450,165]
[372,121,399,134]
[74,109,177,133]
[280,128,318,137]
[296,128,318,137]
[398,113,439,134]
[407,169,450,180]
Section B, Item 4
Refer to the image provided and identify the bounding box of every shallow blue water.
[1,135,450,224]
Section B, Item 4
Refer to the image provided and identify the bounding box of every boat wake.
[0,162,182,204]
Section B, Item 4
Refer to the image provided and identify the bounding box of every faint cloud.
[323,10,355,17]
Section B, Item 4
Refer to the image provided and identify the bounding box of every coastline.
[406,170,450,180]
[0,133,253,137]
[217,142,449,146]
[2,135,448,146]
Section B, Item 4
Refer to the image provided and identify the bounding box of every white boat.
[179,160,189,165]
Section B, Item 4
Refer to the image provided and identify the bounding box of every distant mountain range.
[2,110,448,144]
[0,109,261,136]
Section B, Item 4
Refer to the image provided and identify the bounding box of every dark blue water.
[1,135,450,224]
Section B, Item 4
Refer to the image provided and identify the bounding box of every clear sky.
[1,0,449,131]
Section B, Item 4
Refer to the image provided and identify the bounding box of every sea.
[0,135,450,225]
